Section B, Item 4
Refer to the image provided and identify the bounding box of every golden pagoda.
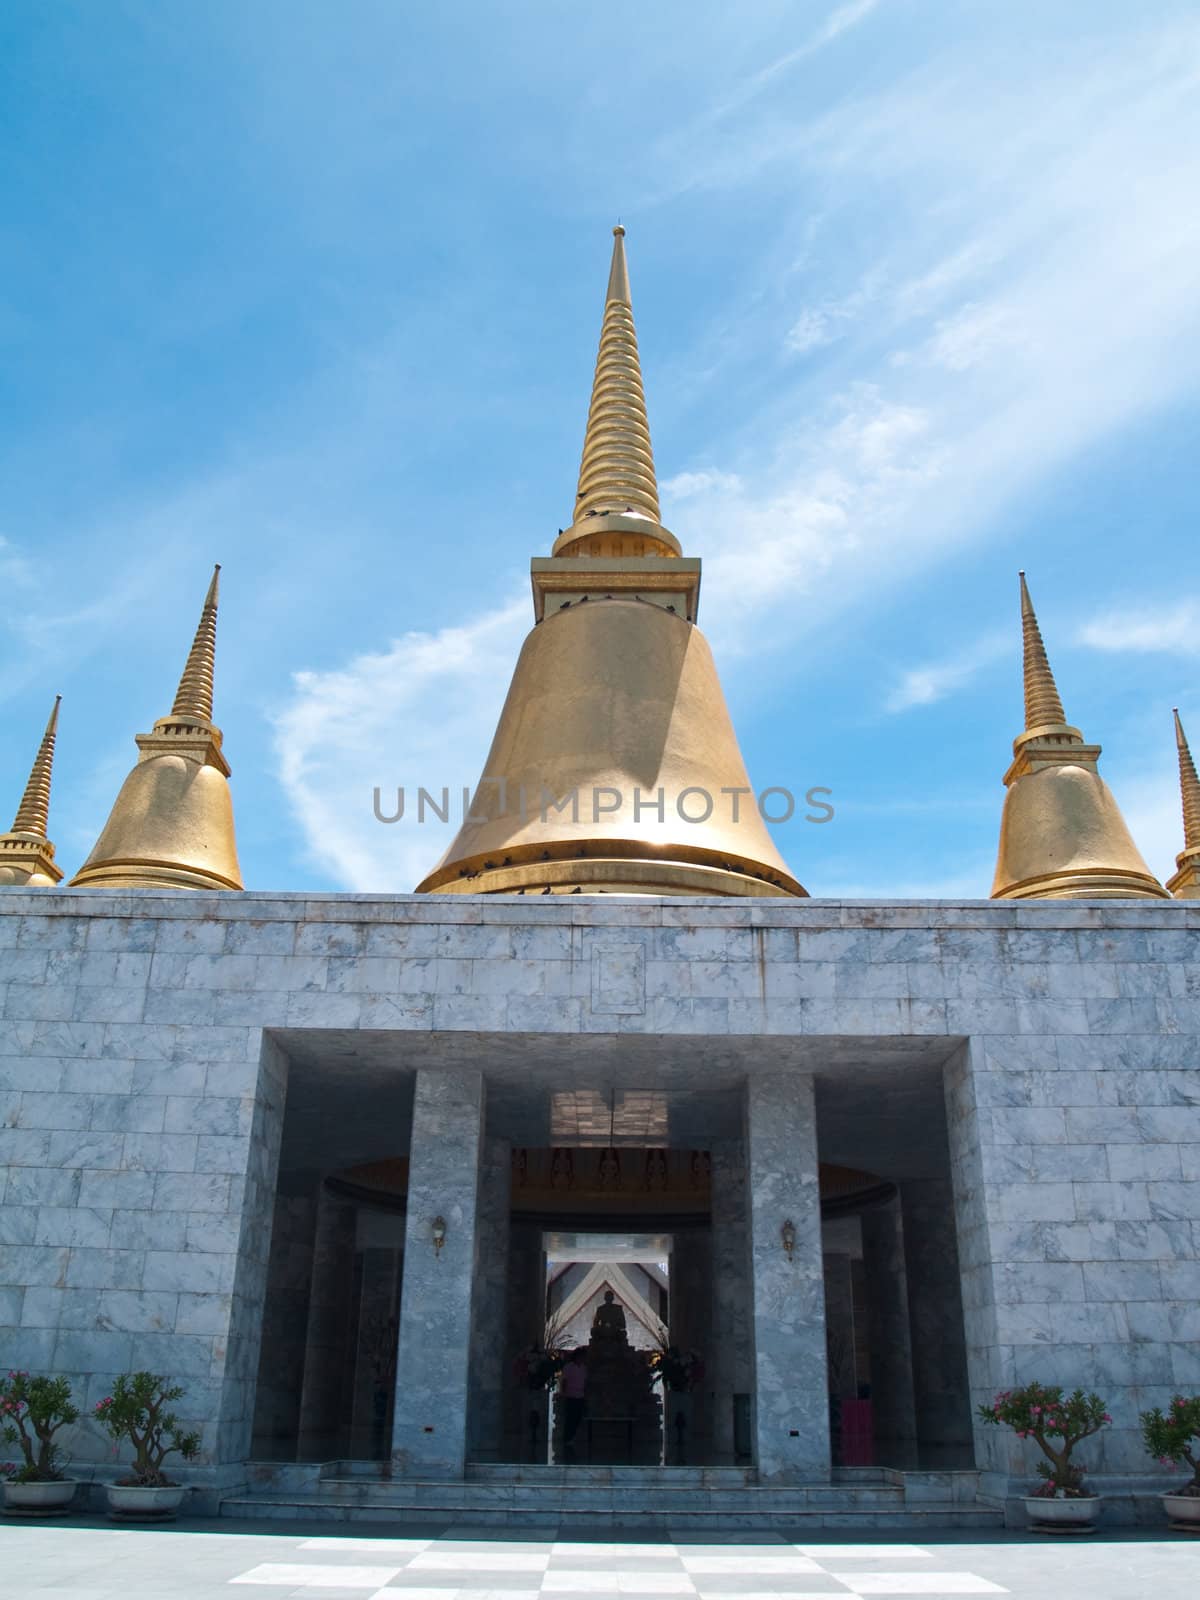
[991,572,1167,900]
[0,696,64,887]
[417,228,804,897]
[1166,709,1200,899]
[70,566,243,892]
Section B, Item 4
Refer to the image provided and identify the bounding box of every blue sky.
[2,0,1198,895]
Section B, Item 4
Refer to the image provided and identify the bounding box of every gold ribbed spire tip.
[1174,707,1200,852]
[1018,569,1070,734]
[170,563,220,725]
[11,694,61,838]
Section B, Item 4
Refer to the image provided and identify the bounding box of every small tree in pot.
[979,1382,1111,1498]
[1141,1395,1200,1519]
[0,1372,78,1495]
[94,1373,200,1488]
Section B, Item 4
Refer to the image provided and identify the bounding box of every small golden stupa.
[0,696,64,887]
[1166,709,1200,899]
[70,566,243,892]
[991,572,1167,900]
[417,228,804,897]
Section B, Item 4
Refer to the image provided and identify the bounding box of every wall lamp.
[431,1216,447,1255]
[780,1219,796,1261]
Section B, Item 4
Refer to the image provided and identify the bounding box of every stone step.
[219,1489,1004,1531]
[464,1465,759,1487]
[311,1479,905,1511]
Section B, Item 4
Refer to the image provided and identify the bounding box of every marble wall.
[0,888,1196,1499]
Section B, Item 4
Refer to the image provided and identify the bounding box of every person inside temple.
[560,1347,588,1461]
[592,1290,627,1339]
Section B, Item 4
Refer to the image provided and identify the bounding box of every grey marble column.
[296,1187,357,1459]
[861,1196,918,1466]
[710,1139,753,1463]
[391,1069,484,1478]
[901,1177,974,1466]
[468,1135,512,1460]
[503,1221,547,1461]
[669,1228,712,1461]
[746,1074,830,1483]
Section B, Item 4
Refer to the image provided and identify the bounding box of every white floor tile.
[409,1554,550,1571]
[844,1576,1006,1595]
[680,1557,823,1574]
[230,1564,403,1588]
[795,1548,932,1561]
[302,1539,434,1553]
[554,1545,680,1559]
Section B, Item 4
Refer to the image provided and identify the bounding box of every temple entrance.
[247,1032,976,1481]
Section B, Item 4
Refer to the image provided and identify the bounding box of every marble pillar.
[296,1188,357,1459]
[861,1196,918,1466]
[668,1227,712,1461]
[745,1074,830,1482]
[901,1177,974,1466]
[504,1220,548,1461]
[467,1134,512,1460]
[710,1139,753,1462]
[391,1069,484,1478]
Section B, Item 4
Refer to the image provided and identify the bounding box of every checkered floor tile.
[225,1540,1007,1598]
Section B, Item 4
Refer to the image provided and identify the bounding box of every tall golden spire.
[417,227,804,898]
[572,225,660,526]
[1167,708,1200,898]
[171,564,219,722]
[552,226,680,565]
[70,567,243,892]
[0,696,63,887]
[1019,571,1070,733]
[992,571,1167,900]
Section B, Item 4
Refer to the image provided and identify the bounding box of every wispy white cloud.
[658,22,1200,660]
[1077,601,1200,656]
[660,468,743,501]
[705,0,883,123]
[272,595,529,891]
[885,631,1009,713]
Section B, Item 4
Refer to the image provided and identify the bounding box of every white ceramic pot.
[105,1483,187,1518]
[3,1479,77,1513]
[1022,1493,1102,1531]
[1162,1490,1200,1529]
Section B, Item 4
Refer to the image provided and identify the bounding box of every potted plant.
[0,1371,79,1513]
[979,1383,1111,1530]
[93,1373,200,1519]
[1140,1395,1200,1530]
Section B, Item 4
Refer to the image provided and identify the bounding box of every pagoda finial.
[567,225,662,532]
[1019,571,1068,732]
[1174,708,1200,851]
[0,696,64,886]
[171,564,220,724]
[11,695,61,837]
[1168,708,1200,898]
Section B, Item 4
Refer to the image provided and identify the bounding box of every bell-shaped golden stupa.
[417,229,804,897]
[991,573,1166,900]
[70,566,244,892]
[0,696,64,887]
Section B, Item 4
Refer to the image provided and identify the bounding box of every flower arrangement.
[93,1372,201,1488]
[511,1346,564,1391]
[1141,1395,1200,1497]
[0,1371,78,1484]
[978,1383,1111,1498]
[650,1343,705,1394]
